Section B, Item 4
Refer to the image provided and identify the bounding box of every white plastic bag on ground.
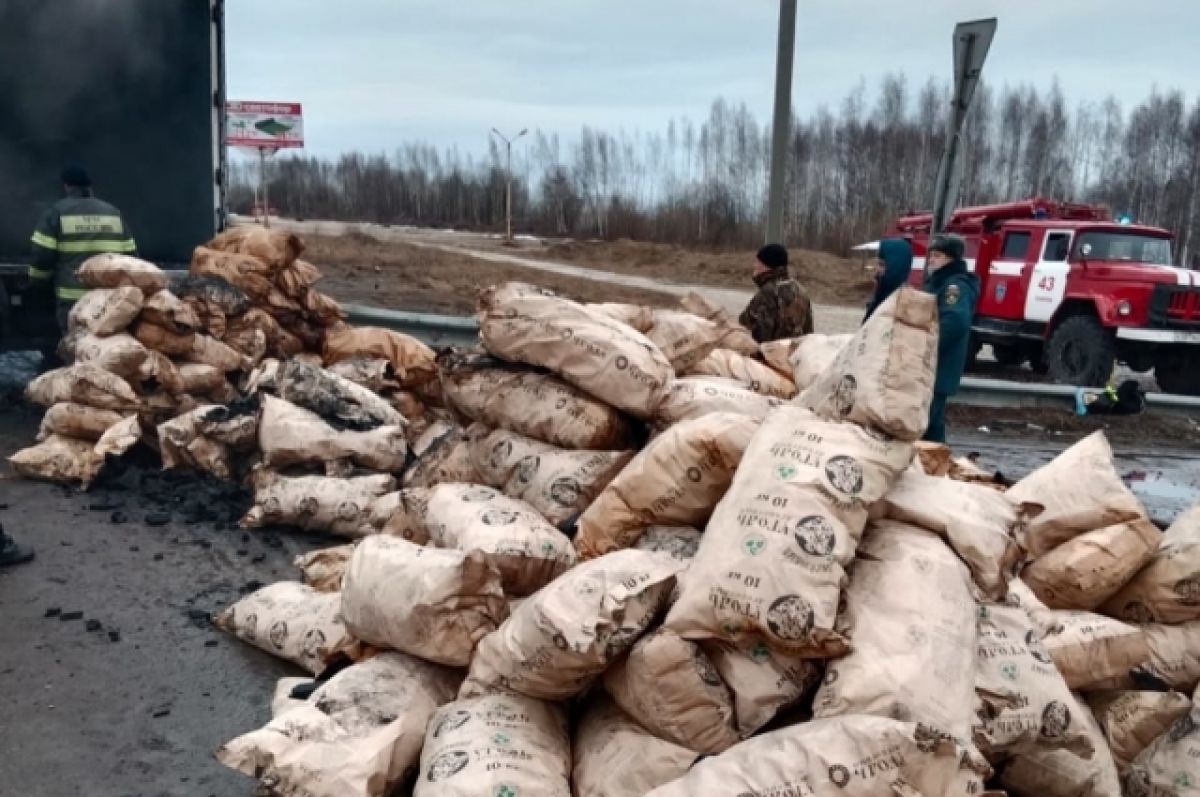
[242,474,397,536]
[685,348,797,398]
[1008,431,1147,557]
[644,715,965,797]
[1037,610,1152,690]
[478,282,673,419]
[469,427,633,529]
[1102,504,1200,624]
[603,628,740,753]
[798,288,938,440]
[573,695,698,797]
[575,413,760,559]
[973,604,1096,759]
[653,376,782,427]
[414,694,570,797]
[340,535,507,666]
[461,549,682,700]
[422,483,577,595]
[813,520,977,742]
[788,333,853,390]
[295,545,355,592]
[665,406,913,656]
[259,395,408,473]
[26,364,140,411]
[68,286,143,336]
[218,652,459,797]
[999,694,1121,797]
[876,469,1026,600]
[1088,689,1193,772]
[215,581,352,675]
[77,253,166,294]
[1122,700,1200,797]
[1024,518,1161,610]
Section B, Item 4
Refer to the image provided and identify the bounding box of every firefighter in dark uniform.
[738,243,814,343]
[923,234,980,443]
[28,165,138,337]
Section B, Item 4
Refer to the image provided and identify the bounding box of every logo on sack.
[481,509,518,526]
[1000,662,1019,681]
[241,612,259,642]
[549,477,582,507]
[1174,576,1200,606]
[462,486,497,502]
[793,515,836,557]
[742,535,767,556]
[686,466,703,483]
[301,628,326,662]
[828,764,851,788]
[766,594,815,642]
[269,620,289,650]
[1040,701,1071,740]
[496,786,518,797]
[750,641,771,662]
[832,374,857,417]
[426,750,470,782]
[824,456,864,496]
[489,440,514,469]
[775,464,797,480]
[614,355,629,371]
[515,455,540,485]
[1169,713,1199,742]
[432,710,472,738]
[335,501,360,521]
[298,496,320,516]
[492,733,511,746]
[1025,631,1053,664]
[1120,600,1155,624]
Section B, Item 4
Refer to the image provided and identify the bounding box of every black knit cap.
[756,243,788,270]
[60,164,92,188]
[928,234,965,261]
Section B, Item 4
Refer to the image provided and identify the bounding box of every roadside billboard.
[226,101,304,150]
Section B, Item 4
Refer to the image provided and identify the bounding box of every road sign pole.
[765,0,797,244]
[259,146,270,229]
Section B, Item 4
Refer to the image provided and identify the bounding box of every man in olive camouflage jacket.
[738,243,814,343]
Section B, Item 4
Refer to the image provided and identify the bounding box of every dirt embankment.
[527,238,875,307]
[306,233,682,314]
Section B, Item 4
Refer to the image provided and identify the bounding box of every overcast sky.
[227,0,1200,159]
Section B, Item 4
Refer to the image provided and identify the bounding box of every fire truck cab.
[885,198,1200,395]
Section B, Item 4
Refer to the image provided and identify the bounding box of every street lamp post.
[491,127,527,243]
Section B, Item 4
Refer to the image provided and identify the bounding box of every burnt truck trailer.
[0,0,226,353]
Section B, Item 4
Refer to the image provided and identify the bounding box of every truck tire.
[992,344,1027,367]
[1046,315,1115,387]
[1155,351,1200,396]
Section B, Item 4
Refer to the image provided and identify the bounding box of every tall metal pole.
[491,127,527,243]
[765,0,797,244]
[259,146,271,229]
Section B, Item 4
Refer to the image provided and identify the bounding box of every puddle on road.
[1124,468,1200,523]
[0,351,41,392]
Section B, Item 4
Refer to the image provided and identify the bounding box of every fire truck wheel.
[1154,353,1200,396]
[1046,315,1115,388]
[992,345,1027,367]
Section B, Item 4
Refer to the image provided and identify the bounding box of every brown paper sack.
[440,356,635,450]
[575,413,760,559]
[973,604,1096,759]
[1024,518,1161,610]
[587,302,655,332]
[653,376,782,427]
[462,548,682,700]
[644,715,965,797]
[215,581,352,675]
[276,359,406,430]
[478,282,673,419]
[186,333,250,373]
[421,483,576,596]
[327,357,395,392]
[1102,503,1200,624]
[176,273,251,315]
[604,628,739,753]
[999,694,1121,797]
[913,440,953,475]
[9,434,104,486]
[72,332,149,381]
[366,489,432,545]
[77,253,166,294]
[176,363,226,396]
[1122,622,1200,692]
[1037,610,1152,690]
[340,535,507,667]
[814,520,978,741]
[190,246,274,300]
[685,348,798,399]
[789,332,854,390]
[469,427,633,529]
[294,544,356,592]
[1008,431,1147,557]
[403,424,484,488]
[206,225,303,270]
[217,652,457,797]
[573,695,698,797]
[414,694,570,797]
[270,676,311,718]
[633,526,703,561]
[26,363,140,411]
[665,406,913,656]
[242,474,397,537]
[37,403,125,442]
[1122,701,1200,797]
[643,308,723,372]
[139,289,200,334]
[678,291,760,357]
[798,288,937,440]
[132,320,196,356]
[877,469,1026,600]
[1088,690,1193,773]
[702,638,821,737]
[759,336,799,374]
[67,286,143,336]
[93,415,141,461]
[275,257,322,298]
[259,395,408,473]
[324,326,436,387]
[139,351,184,397]
[302,289,345,326]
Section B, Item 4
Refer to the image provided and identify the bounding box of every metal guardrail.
[344,304,1200,415]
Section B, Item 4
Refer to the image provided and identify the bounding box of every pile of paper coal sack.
[9,233,1200,797]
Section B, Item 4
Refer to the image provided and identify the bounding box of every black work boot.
[0,524,34,567]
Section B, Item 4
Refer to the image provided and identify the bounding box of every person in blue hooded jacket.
[923,234,980,443]
[863,238,914,322]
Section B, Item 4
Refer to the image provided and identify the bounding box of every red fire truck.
[884,198,1200,395]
